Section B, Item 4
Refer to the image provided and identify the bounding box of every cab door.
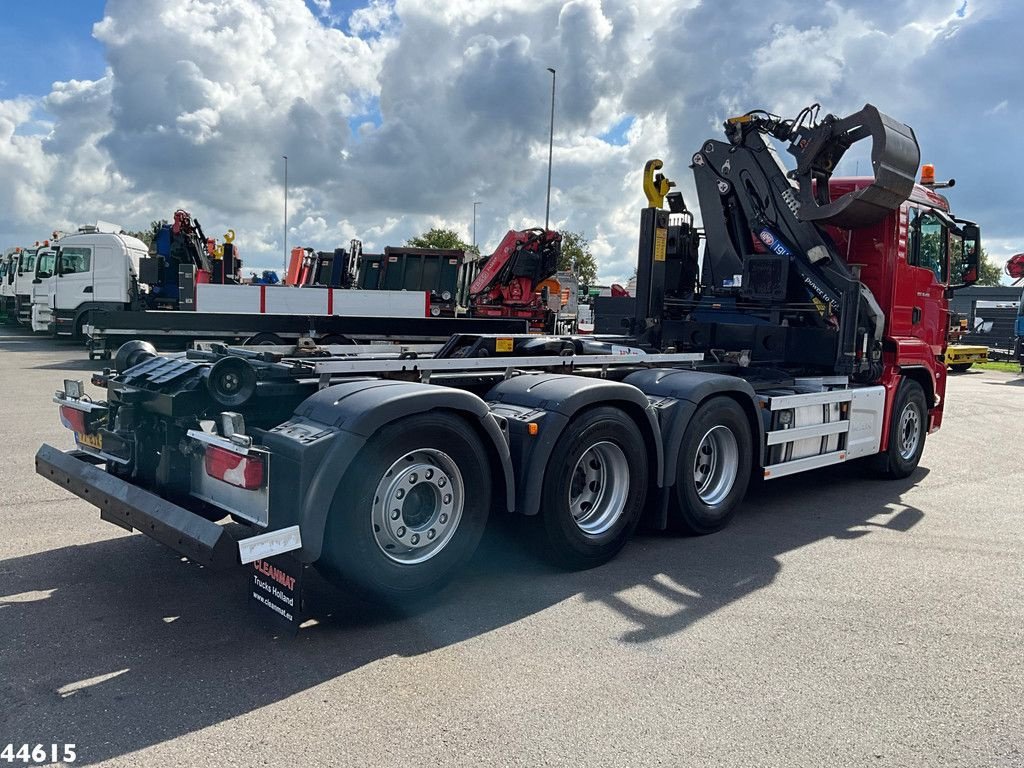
[31,249,57,307]
[906,207,950,357]
[54,245,95,315]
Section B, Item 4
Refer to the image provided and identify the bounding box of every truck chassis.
[83,310,529,359]
[37,332,911,603]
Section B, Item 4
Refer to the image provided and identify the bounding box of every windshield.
[36,250,56,279]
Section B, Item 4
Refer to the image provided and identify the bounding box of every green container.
[356,253,384,290]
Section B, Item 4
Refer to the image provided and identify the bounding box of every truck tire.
[317,413,491,601]
[319,334,354,346]
[949,363,972,372]
[244,332,283,346]
[670,396,752,535]
[874,379,927,479]
[538,406,648,569]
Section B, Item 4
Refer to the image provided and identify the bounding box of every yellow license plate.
[76,432,103,451]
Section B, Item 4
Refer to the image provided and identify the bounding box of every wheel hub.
[692,425,739,506]
[898,403,921,460]
[568,441,630,536]
[371,448,464,564]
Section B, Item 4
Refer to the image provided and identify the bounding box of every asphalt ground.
[0,327,1021,767]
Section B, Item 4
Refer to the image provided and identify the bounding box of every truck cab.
[825,179,981,432]
[0,248,17,320]
[30,230,148,337]
[12,246,41,326]
[29,246,58,332]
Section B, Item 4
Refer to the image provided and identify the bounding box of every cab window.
[908,208,948,282]
[60,247,92,275]
[36,251,56,279]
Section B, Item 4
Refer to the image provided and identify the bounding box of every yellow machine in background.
[946,316,989,372]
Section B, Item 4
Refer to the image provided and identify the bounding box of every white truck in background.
[24,226,476,349]
[11,245,43,326]
[0,248,19,321]
[30,228,148,337]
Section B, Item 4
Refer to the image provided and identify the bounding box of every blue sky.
[0,1,107,98]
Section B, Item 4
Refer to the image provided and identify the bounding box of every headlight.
[441,291,452,301]
[430,306,441,316]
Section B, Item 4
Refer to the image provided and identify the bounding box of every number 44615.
[0,744,76,764]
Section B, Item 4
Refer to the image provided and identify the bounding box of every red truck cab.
[827,178,979,440]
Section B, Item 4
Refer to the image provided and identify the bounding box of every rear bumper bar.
[35,443,238,569]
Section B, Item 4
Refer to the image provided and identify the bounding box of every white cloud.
[0,0,1021,284]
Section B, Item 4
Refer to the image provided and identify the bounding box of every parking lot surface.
[1,329,1022,767]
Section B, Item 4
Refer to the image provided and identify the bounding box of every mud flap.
[790,103,921,229]
[248,554,306,634]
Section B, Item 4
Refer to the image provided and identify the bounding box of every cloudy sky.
[1,0,1020,281]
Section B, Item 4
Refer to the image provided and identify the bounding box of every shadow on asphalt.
[0,461,926,764]
[30,359,107,372]
[0,327,102,371]
[983,376,1024,386]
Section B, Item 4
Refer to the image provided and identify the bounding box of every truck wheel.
[874,379,927,479]
[244,332,283,346]
[318,413,491,601]
[671,397,752,535]
[319,334,354,345]
[538,406,648,569]
[949,363,972,372]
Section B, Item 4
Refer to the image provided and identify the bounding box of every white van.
[30,230,148,337]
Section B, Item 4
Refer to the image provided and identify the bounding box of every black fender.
[486,373,663,516]
[269,379,516,563]
[623,369,763,529]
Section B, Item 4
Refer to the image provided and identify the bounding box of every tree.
[406,227,480,257]
[558,230,598,287]
[946,232,1001,286]
[123,219,166,248]
[976,250,1002,286]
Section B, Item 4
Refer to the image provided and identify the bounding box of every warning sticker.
[495,338,514,353]
[654,228,667,262]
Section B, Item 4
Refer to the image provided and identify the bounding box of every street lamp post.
[473,201,481,248]
[545,67,556,231]
[282,155,289,275]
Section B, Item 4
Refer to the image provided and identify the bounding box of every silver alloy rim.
[371,448,464,565]
[693,425,739,506]
[898,403,922,460]
[569,441,630,536]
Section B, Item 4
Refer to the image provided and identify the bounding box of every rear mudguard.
[622,369,763,529]
[485,373,663,516]
[261,379,515,563]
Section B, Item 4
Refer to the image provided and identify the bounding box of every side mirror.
[949,222,981,291]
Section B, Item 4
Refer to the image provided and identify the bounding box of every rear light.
[204,445,264,490]
[59,405,88,433]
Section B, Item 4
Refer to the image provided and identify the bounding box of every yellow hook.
[643,159,675,208]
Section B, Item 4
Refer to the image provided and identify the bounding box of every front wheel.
[874,379,927,479]
[317,413,491,601]
[670,396,753,535]
[538,406,648,569]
